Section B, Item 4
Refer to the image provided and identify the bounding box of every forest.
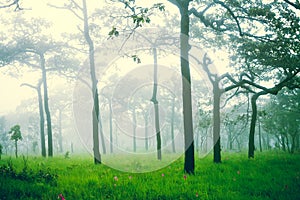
[0,0,299,199]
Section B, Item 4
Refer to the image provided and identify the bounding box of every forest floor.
[0,151,299,200]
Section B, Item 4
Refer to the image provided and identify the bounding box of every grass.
[0,151,299,199]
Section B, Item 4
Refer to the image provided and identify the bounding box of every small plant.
[64,151,70,159]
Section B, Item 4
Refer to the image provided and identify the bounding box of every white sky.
[0,0,229,114]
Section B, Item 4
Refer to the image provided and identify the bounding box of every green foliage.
[9,124,22,142]
[64,151,70,159]
[262,89,300,153]
[0,152,299,199]
[131,55,141,64]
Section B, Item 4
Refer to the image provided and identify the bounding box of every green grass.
[0,151,299,199]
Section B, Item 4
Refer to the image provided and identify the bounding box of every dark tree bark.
[82,0,101,164]
[248,94,258,158]
[40,54,53,157]
[21,80,46,157]
[213,81,221,163]
[180,1,195,174]
[150,47,162,160]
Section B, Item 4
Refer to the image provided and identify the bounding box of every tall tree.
[83,0,104,162]
[21,80,46,157]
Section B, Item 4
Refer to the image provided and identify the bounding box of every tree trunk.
[291,134,296,154]
[133,107,137,152]
[150,47,162,160]
[228,129,232,150]
[258,119,262,152]
[144,113,149,151]
[171,96,176,153]
[282,136,286,151]
[266,133,270,150]
[58,109,63,153]
[15,140,18,158]
[195,130,199,152]
[37,81,46,157]
[213,81,221,163]
[82,0,101,164]
[180,1,195,174]
[296,134,300,151]
[40,54,53,157]
[286,134,291,153]
[109,100,113,153]
[248,94,259,158]
[71,142,74,153]
[99,110,106,154]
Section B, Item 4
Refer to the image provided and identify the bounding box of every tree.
[21,80,46,157]
[82,0,104,162]
[262,89,300,153]
[0,17,63,157]
[166,0,195,174]
[9,124,22,158]
[229,1,300,157]
[0,143,2,159]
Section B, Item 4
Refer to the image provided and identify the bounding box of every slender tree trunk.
[150,47,162,160]
[296,134,300,151]
[213,82,221,163]
[258,119,262,152]
[71,142,74,153]
[144,113,149,151]
[248,94,258,158]
[282,136,286,151]
[286,134,291,153]
[180,1,194,174]
[15,140,18,158]
[195,130,199,152]
[171,96,176,153]
[109,100,113,153]
[40,54,53,157]
[266,133,270,150]
[228,129,232,150]
[99,110,106,154]
[37,81,46,157]
[58,109,63,153]
[82,0,101,164]
[133,107,137,152]
[291,134,296,154]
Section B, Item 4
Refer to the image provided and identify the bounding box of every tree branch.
[283,0,300,9]
[0,0,23,11]
[47,3,84,21]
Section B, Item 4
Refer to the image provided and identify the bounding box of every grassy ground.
[0,151,299,200]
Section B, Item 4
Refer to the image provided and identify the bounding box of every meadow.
[0,151,299,200]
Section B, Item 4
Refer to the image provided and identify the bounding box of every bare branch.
[47,3,84,21]
[0,0,23,11]
[283,0,300,9]
[70,0,83,11]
